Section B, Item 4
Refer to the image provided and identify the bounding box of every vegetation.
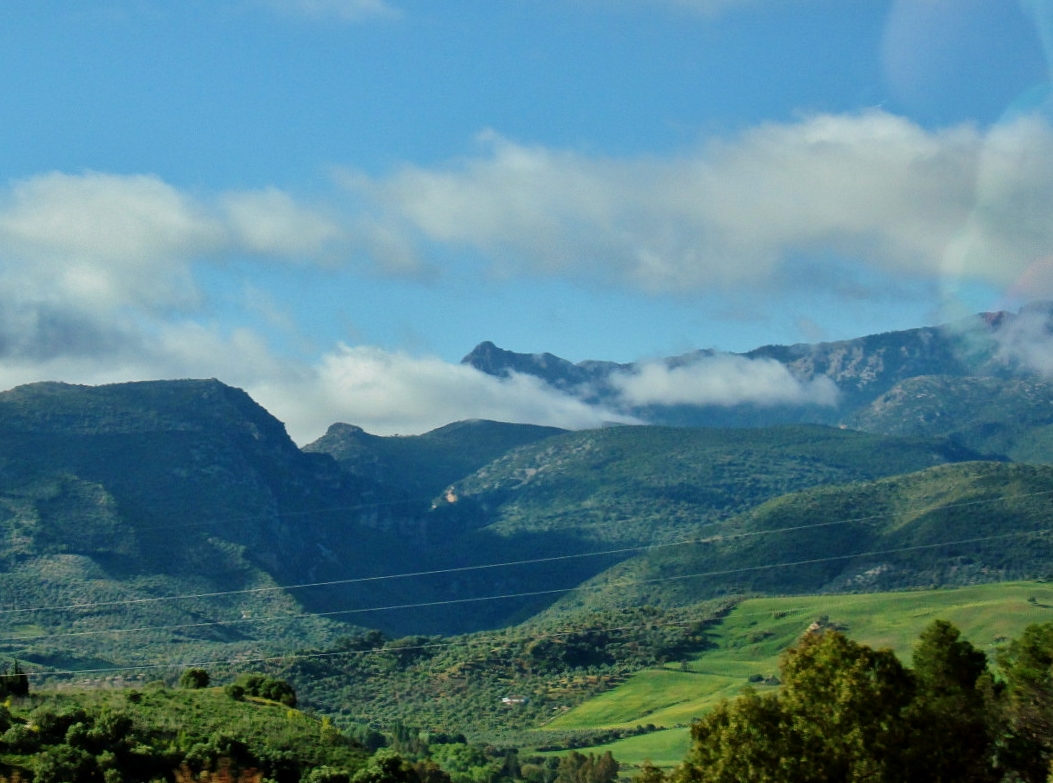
[9,367,1053,780]
[0,661,28,699]
[0,677,370,783]
[635,619,1053,783]
[441,423,980,547]
[283,602,728,742]
[848,375,1053,463]
[560,460,1053,613]
[3,378,1009,671]
[543,581,1053,766]
[664,622,986,782]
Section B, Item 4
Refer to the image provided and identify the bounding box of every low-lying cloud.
[611,354,840,408]
[260,346,639,441]
[991,304,1053,376]
[5,108,1053,441]
[0,315,637,443]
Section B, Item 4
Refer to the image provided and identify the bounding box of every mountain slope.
[554,460,1053,613]
[433,424,986,546]
[847,375,1053,462]
[304,418,565,499]
[0,379,422,669]
[400,425,988,630]
[461,308,1049,429]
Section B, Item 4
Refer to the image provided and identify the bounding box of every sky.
[1,0,1053,442]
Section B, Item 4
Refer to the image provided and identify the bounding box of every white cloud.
[345,112,1053,300]
[0,172,221,312]
[611,354,839,408]
[255,345,638,441]
[0,311,631,443]
[221,188,344,260]
[0,171,350,316]
[990,305,1053,376]
[0,168,643,444]
[256,0,400,22]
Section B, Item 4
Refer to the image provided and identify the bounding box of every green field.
[541,581,1053,767]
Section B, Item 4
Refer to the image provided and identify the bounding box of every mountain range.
[461,303,1053,438]
[2,305,1053,680]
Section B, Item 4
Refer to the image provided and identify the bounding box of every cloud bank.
[991,304,1053,376]
[345,112,1053,300]
[611,354,840,408]
[0,171,346,319]
[4,109,1053,440]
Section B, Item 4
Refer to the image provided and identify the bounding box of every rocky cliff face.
[460,309,1046,427]
[0,379,394,579]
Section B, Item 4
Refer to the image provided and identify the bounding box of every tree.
[232,673,297,707]
[180,668,211,689]
[673,628,916,783]
[996,622,1053,783]
[351,749,420,783]
[554,751,619,783]
[634,761,666,783]
[674,687,787,783]
[0,660,29,698]
[906,620,995,782]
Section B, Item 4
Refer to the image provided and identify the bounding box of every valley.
[4,308,1053,780]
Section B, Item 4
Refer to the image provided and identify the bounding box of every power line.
[25,542,1053,682]
[0,543,668,617]
[4,484,1048,619]
[6,525,1050,668]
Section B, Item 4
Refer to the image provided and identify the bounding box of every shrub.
[180,668,211,689]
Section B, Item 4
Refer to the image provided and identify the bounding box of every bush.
[2,722,40,753]
[232,674,297,707]
[179,668,211,689]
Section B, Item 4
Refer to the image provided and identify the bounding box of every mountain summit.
[462,307,1053,430]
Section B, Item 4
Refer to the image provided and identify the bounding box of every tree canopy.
[667,620,1010,783]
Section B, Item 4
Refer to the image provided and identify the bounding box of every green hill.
[304,419,566,500]
[435,424,982,546]
[848,374,1053,463]
[0,380,415,670]
[543,581,1053,767]
[0,677,371,782]
[0,378,1044,679]
[402,424,986,631]
[555,460,1053,614]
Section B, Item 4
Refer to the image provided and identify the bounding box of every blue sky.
[1,0,1052,441]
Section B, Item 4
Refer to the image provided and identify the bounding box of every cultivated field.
[542,581,1053,767]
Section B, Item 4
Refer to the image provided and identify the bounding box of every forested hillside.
[3,309,1053,775]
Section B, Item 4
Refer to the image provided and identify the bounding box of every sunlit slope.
[549,460,1053,613]
[437,423,983,547]
[544,581,1053,765]
[848,375,1053,463]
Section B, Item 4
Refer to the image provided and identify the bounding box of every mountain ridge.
[4,307,1053,676]
[460,306,1052,429]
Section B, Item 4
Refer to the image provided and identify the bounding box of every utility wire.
[26,547,1053,681]
[6,526,1050,669]
[3,485,1049,619]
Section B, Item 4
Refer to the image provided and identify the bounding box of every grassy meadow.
[541,581,1053,767]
